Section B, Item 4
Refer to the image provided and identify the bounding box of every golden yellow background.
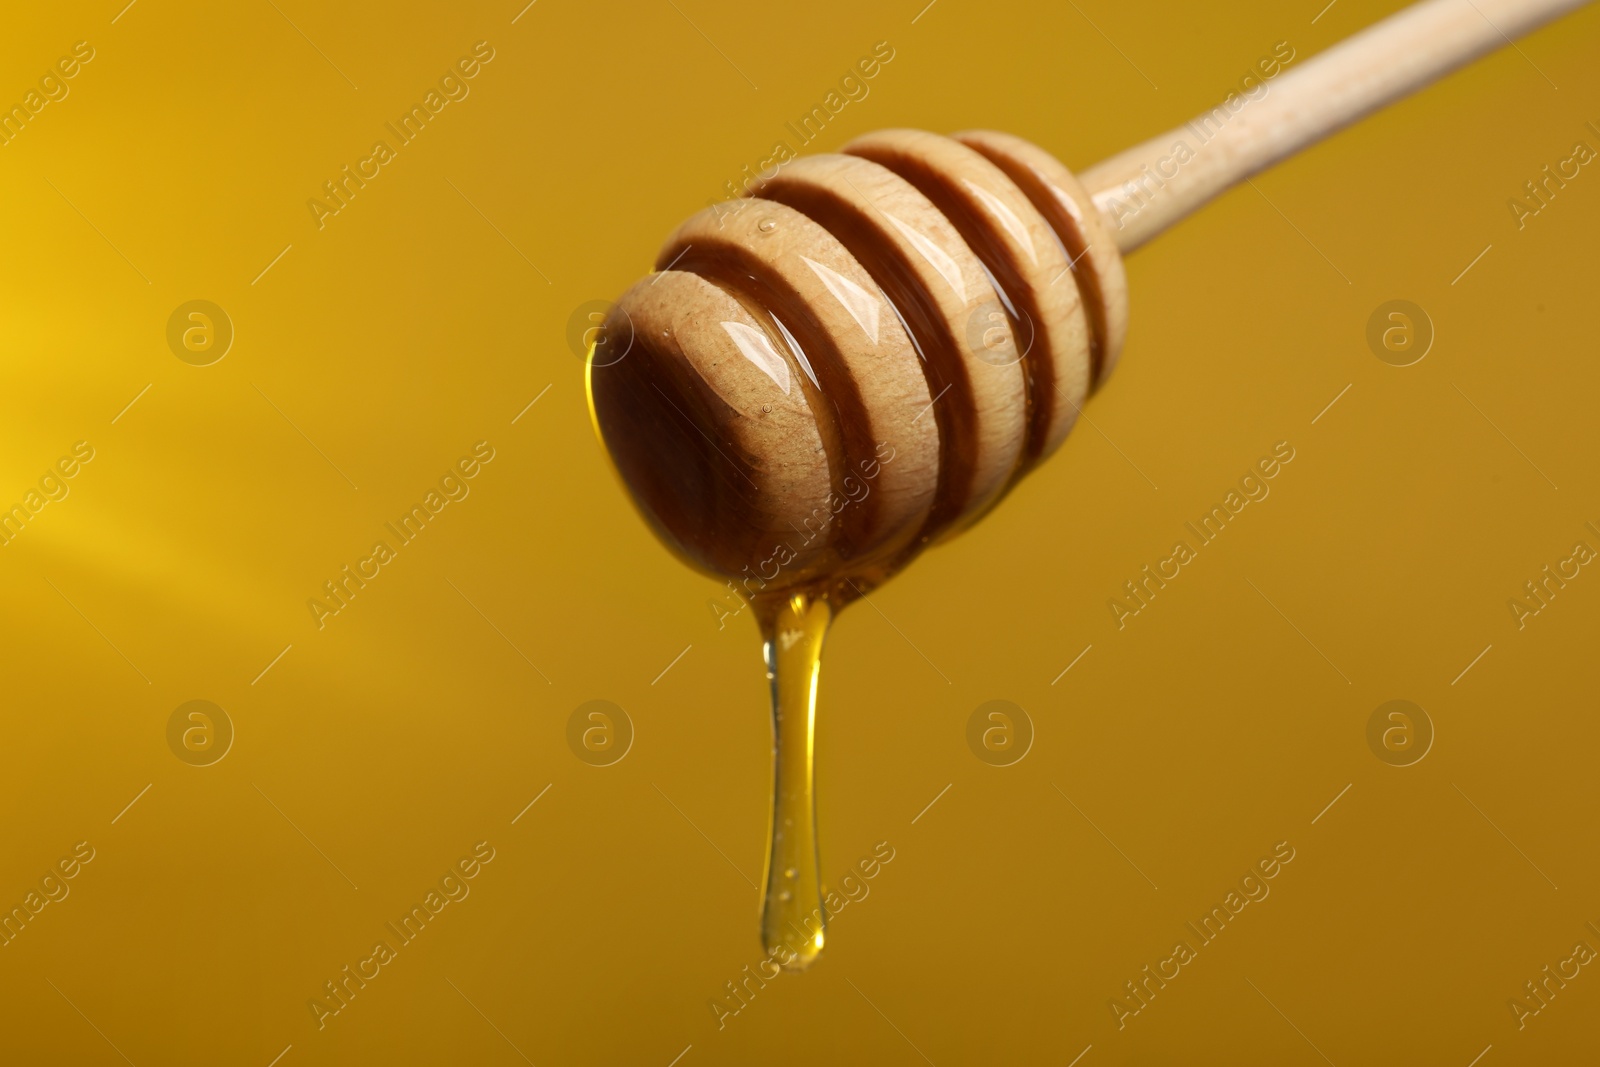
[3,0,1597,1063]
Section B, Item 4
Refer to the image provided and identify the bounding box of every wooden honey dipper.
[586,0,1589,969]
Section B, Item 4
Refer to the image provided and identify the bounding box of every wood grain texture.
[659,199,939,572]
[844,128,1092,472]
[955,129,1129,391]
[753,152,1029,546]
[592,270,836,585]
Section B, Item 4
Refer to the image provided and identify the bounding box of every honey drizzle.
[754,589,832,970]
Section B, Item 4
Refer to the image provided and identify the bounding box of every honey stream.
[752,590,832,970]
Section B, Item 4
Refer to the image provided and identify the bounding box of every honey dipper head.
[587,129,1128,596]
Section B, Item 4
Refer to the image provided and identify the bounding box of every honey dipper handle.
[1079,0,1592,252]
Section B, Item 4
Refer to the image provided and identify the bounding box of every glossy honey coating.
[589,129,1128,600]
[843,128,1092,469]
